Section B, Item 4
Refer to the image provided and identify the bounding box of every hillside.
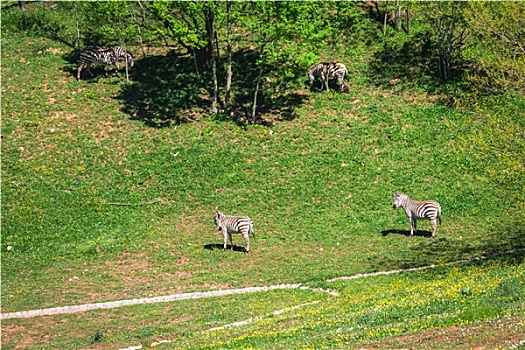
[1,2,524,349]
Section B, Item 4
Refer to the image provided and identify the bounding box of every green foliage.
[91,329,105,344]
[149,1,209,49]
[463,2,525,94]
[1,1,75,45]
[77,1,142,47]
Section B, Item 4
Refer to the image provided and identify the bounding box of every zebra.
[214,207,255,253]
[77,46,134,80]
[392,192,442,238]
[307,61,348,93]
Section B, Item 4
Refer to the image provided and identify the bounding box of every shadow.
[306,78,348,94]
[115,51,206,127]
[223,48,309,124]
[381,229,433,238]
[367,31,466,100]
[63,49,139,83]
[374,225,525,271]
[204,243,247,253]
[114,48,309,127]
[65,66,129,83]
[2,1,77,49]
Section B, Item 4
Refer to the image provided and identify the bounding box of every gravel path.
[1,284,334,320]
[3,248,522,320]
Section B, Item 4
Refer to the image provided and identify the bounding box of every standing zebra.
[77,46,134,80]
[307,61,348,93]
[214,207,255,253]
[392,192,442,238]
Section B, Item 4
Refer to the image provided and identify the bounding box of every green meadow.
[2,2,524,349]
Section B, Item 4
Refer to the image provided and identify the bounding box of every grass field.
[2,7,525,349]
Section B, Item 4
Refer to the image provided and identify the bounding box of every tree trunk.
[74,1,81,54]
[135,0,147,57]
[252,64,264,124]
[202,6,215,71]
[18,1,25,11]
[211,55,219,114]
[225,0,233,108]
[406,8,410,34]
[383,3,388,36]
[207,6,218,114]
[395,0,401,31]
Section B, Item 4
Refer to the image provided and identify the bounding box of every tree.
[224,0,233,109]
[399,2,469,82]
[432,2,468,81]
[242,1,341,122]
[75,2,144,83]
[150,1,223,113]
[464,2,525,93]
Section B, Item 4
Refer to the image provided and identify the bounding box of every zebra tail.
[250,224,256,240]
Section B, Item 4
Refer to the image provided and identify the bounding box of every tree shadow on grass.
[375,225,525,270]
[115,52,207,127]
[225,48,309,124]
[204,243,247,253]
[367,31,465,100]
[113,48,309,127]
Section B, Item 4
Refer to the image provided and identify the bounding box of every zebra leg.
[86,62,93,77]
[409,217,416,236]
[77,64,84,80]
[242,233,250,254]
[222,229,228,251]
[430,219,437,238]
[228,233,234,251]
[113,62,120,76]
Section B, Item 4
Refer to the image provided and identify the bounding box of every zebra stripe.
[77,46,134,80]
[392,192,442,238]
[214,208,255,253]
[308,61,348,93]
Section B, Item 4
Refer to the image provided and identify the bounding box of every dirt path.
[2,249,523,320]
[1,284,336,320]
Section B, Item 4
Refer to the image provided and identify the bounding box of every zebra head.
[214,207,224,231]
[307,72,315,86]
[392,192,406,210]
[126,53,134,68]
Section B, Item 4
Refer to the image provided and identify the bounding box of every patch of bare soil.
[358,315,525,350]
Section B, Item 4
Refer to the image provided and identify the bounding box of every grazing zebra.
[214,207,255,253]
[392,192,442,238]
[77,46,134,80]
[307,61,348,93]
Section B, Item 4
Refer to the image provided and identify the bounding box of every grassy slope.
[2,9,525,350]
